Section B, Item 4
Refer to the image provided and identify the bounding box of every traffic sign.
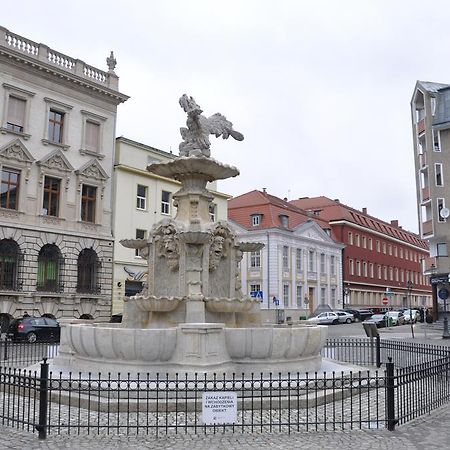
[382,297,389,305]
[438,288,449,300]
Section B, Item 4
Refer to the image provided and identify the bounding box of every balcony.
[76,284,101,295]
[36,281,64,293]
[422,220,433,236]
[417,119,425,134]
[421,186,430,202]
[419,152,427,168]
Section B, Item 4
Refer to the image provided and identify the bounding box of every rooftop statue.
[179,94,244,157]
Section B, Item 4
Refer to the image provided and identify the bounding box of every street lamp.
[343,284,350,309]
[442,290,450,340]
[406,280,414,339]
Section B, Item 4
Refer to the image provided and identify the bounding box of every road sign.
[438,288,449,300]
[382,297,389,305]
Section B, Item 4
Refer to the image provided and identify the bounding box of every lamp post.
[442,289,450,340]
[406,280,414,339]
[343,284,350,309]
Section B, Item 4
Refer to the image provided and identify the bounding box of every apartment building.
[111,137,230,314]
[0,26,128,329]
[228,190,344,321]
[411,81,450,315]
[291,197,431,310]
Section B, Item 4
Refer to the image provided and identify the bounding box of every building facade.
[411,81,450,316]
[291,197,432,310]
[228,190,344,322]
[0,26,128,329]
[111,137,230,314]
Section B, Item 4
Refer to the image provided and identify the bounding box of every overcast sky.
[5,0,450,234]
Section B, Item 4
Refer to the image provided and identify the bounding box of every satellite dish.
[440,207,450,219]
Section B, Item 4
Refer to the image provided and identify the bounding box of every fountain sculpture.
[57,95,327,376]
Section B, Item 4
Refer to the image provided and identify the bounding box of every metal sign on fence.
[202,392,237,425]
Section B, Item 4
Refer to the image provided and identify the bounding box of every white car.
[306,312,340,325]
[403,309,420,324]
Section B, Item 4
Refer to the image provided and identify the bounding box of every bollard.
[375,335,381,368]
[35,358,49,439]
[386,356,397,431]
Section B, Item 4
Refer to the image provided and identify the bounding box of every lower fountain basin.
[127,295,182,312]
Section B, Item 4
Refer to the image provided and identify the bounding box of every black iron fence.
[0,338,450,439]
[0,339,59,367]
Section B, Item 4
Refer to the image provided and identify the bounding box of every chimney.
[391,220,399,227]
[362,207,367,215]
[333,199,340,203]
[262,188,267,193]
[283,197,288,201]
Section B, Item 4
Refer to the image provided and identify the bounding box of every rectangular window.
[282,246,289,270]
[349,259,354,275]
[320,287,326,304]
[283,284,289,308]
[296,248,302,271]
[320,253,326,273]
[250,284,261,296]
[348,232,353,245]
[355,234,360,247]
[438,198,446,222]
[331,288,336,305]
[368,238,373,250]
[383,266,387,280]
[81,184,96,223]
[436,163,444,186]
[161,190,170,215]
[135,229,146,256]
[362,236,366,249]
[388,244,392,255]
[209,203,216,221]
[296,285,303,308]
[48,109,64,143]
[0,167,20,210]
[377,265,381,279]
[369,263,374,278]
[394,246,398,257]
[363,261,367,277]
[6,96,26,133]
[330,255,336,275]
[382,242,386,254]
[251,214,261,226]
[250,250,261,268]
[136,185,147,210]
[376,240,380,252]
[437,243,448,257]
[308,250,315,272]
[356,260,361,276]
[42,176,60,217]
[85,121,100,152]
[433,129,441,151]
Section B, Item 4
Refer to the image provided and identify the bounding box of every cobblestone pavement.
[0,401,449,450]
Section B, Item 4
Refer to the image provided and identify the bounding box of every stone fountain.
[57,95,327,376]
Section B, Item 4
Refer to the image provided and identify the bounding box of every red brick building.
[290,197,432,310]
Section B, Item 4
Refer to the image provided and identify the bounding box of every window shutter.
[7,97,26,127]
[85,121,100,151]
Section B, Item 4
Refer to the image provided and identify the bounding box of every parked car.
[362,314,388,328]
[334,311,354,323]
[109,314,123,323]
[385,311,405,326]
[7,316,60,343]
[344,309,361,320]
[403,309,420,324]
[306,312,340,325]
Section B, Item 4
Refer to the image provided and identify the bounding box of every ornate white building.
[228,190,344,322]
[0,26,128,329]
[111,137,230,314]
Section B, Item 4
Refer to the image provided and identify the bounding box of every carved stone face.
[209,235,225,271]
[157,226,180,271]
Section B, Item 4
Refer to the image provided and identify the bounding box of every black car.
[7,316,60,343]
[344,309,373,322]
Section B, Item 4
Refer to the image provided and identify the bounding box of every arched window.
[0,239,20,290]
[37,244,62,292]
[77,249,100,294]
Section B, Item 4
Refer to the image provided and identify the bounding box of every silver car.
[334,311,354,324]
[306,312,340,325]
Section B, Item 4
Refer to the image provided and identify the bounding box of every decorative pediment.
[38,149,74,172]
[295,220,334,243]
[0,139,34,164]
[76,159,109,181]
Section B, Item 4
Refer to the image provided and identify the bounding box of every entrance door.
[308,287,315,314]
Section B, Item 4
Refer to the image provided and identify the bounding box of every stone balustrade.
[0,26,118,89]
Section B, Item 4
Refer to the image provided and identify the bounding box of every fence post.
[376,335,381,368]
[35,358,49,440]
[386,356,397,431]
[1,335,8,361]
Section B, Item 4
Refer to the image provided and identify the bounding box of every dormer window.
[251,214,262,226]
[279,214,289,227]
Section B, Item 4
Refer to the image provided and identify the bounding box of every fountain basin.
[127,295,183,312]
[204,297,258,313]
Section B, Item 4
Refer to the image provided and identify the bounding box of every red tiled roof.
[228,190,331,232]
[290,196,428,249]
